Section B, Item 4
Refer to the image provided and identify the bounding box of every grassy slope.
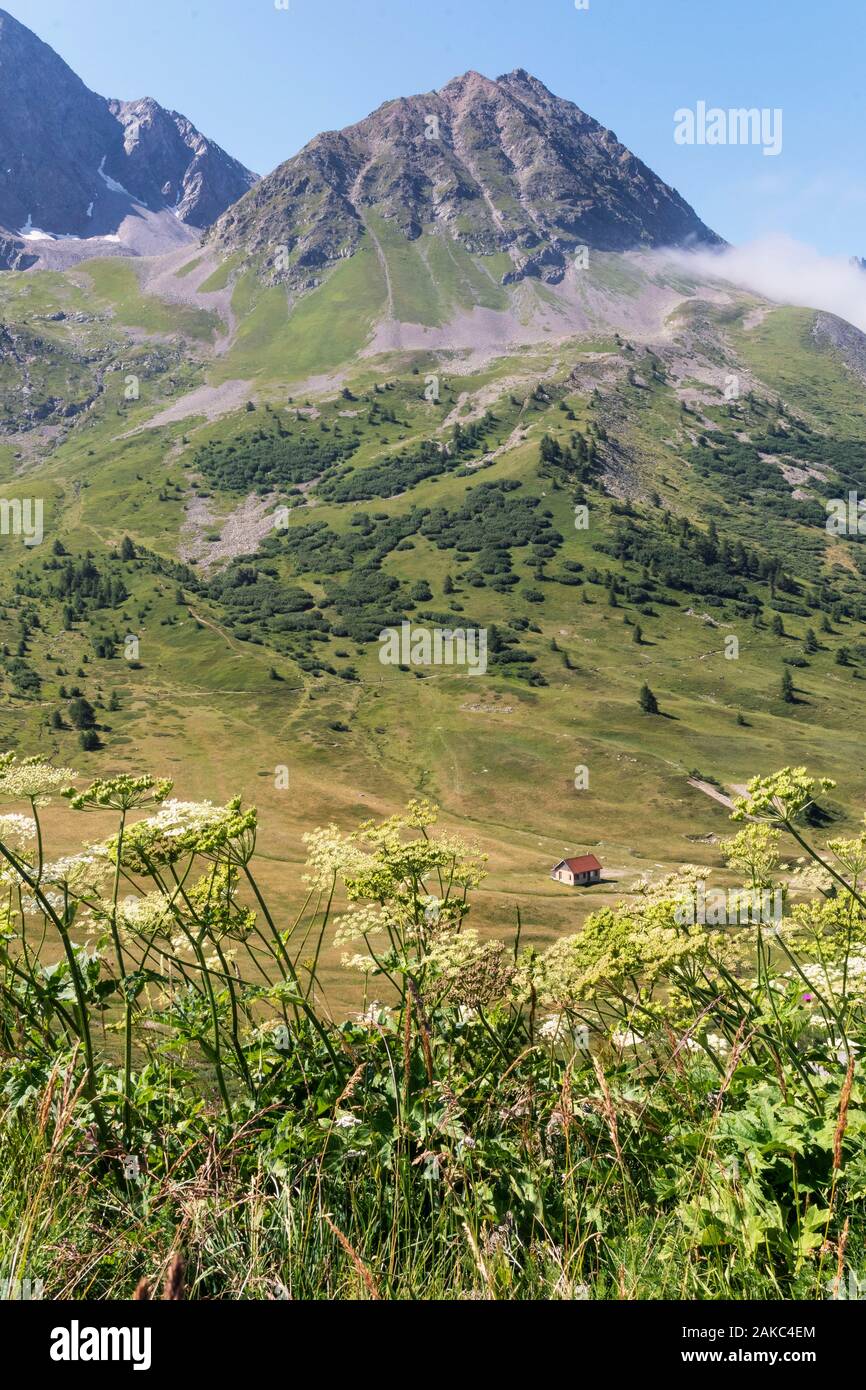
[4,256,866,1008]
[211,246,387,383]
[71,260,220,342]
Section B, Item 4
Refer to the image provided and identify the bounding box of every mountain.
[5,55,866,976]
[0,7,257,268]
[207,68,722,290]
[106,98,256,228]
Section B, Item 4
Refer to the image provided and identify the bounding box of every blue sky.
[6,0,865,254]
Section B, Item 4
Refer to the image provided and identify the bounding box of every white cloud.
[663,235,866,333]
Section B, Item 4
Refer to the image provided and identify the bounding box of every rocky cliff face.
[108,98,258,229]
[812,311,866,383]
[0,7,256,265]
[207,68,722,287]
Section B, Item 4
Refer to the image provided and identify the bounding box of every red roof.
[562,855,602,874]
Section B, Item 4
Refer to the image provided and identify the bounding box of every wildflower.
[21,890,65,915]
[731,767,835,824]
[42,850,112,896]
[791,958,866,998]
[535,891,715,1007]
[426,931,518,1009]
[422,894,442,925]
[722,824,781,888]
[539,1013,590,1049]
[302,825,371,891]
[539,1014,565,1041]
[106,799,252,871]
[787,898,866,956]
[0,754,77,805]
[827,834,866,881]
[333,903,393,947]
[341,953,378,974]
[63,774,173,813]
[185,864,255,940]
[111,892,175,942]
[0,813,37,850]
[0,813,38,888]
[786,861,834,895]
[306,805,487,904]
[188,799,258,863]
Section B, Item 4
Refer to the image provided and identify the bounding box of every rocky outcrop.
[812,311,866,383]
[108,98,258,229]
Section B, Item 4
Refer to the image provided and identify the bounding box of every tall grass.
[0,757,862,1299]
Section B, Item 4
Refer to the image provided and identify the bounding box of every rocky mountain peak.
[0,6,257,267]
[206,67,721,290]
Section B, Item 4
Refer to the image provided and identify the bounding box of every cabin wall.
[552,865,600,885]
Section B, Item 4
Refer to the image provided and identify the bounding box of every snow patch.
[97,156,131,197]
[165,185,185,218]
[19,214,55,241]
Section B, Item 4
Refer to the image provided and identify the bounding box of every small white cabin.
[551,854,602,887]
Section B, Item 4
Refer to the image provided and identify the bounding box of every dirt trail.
[688,778,756,820]
[349,155,395,322]
[688,778,738,811]
[186,607,245,656]
[360,213,395,321]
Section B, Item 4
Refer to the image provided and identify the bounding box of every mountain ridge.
[206,66,722,293]
[0,6,257,267]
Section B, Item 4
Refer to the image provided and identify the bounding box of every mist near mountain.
[665,234,866,333]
